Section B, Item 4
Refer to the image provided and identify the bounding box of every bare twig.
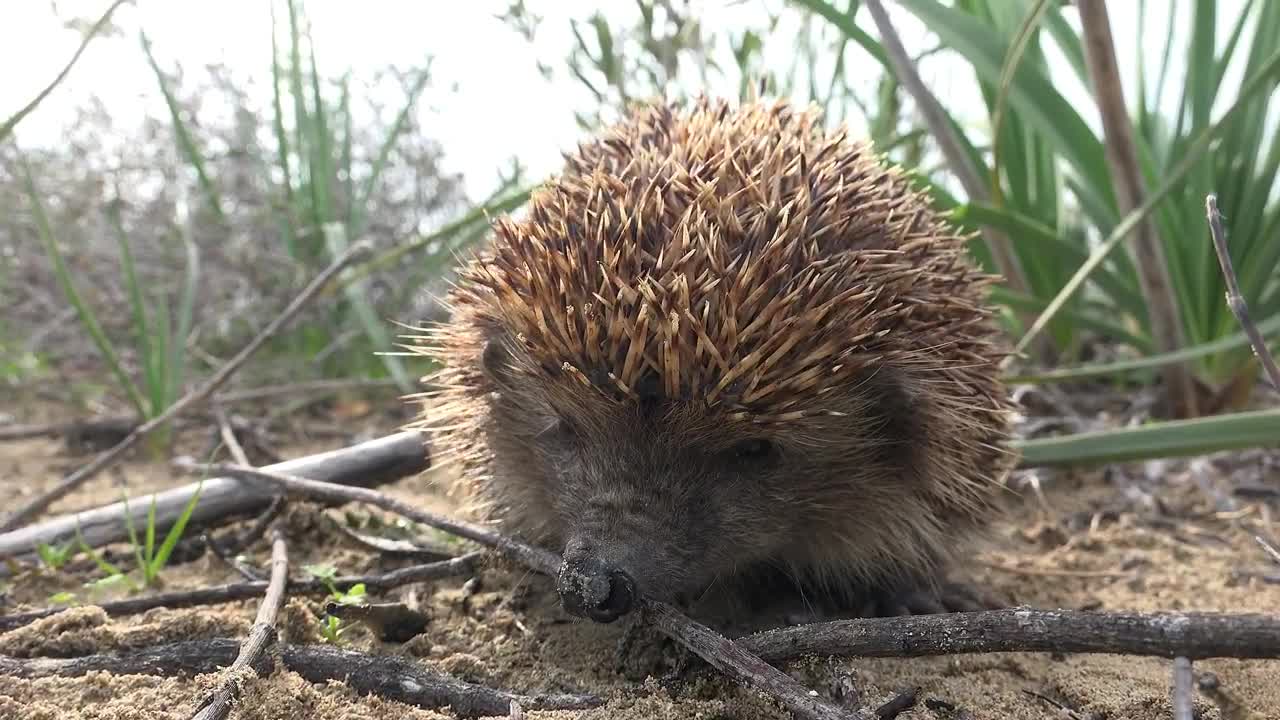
[0,552,481,632]
[0,0,133,143]
[191,527,289,720]
[644,601,865,720]
[213,406,251,467]
[0,241,374,532]
[172,460,860,720]
[0,430,425,567]
[1206,194,1280,392]
[1256,535,1280,566]
[172,459,557,574]
[737,608,1280,661]
[1080,0,1198,418]
[1172,656,1194,720]
[0,639,602,717]
[861,0,1032,312]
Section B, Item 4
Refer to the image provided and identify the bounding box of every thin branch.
[0,639,602,717]
[644,601,867,720]
[172,459,559,575]
[1206,194,1280,391]
[0,0,133,143]
[191,526,289,720]
[1079,0,1198,418]
[172,460,861,720]
[213,406,251,467]
[0,430,426,566]
[737,608,1280,661]
[0,240,374,532]
[1172,656,1193,720]
[0,552,481,632]
[1256,535,1280,566]
[861,0,1032,307]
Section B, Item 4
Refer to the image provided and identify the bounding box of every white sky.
[0,1,1245,201]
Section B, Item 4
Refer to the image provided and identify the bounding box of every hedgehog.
[407,97,1016,625]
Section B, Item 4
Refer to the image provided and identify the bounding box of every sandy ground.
[0,397,1278,720]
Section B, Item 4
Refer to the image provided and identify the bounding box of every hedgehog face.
[477,341,809,619]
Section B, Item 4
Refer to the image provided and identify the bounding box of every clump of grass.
[71,478,205,593]
[21,158,200,457]
[36,541,73,571]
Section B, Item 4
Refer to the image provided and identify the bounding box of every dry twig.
[0,241,373,532]
[0,552,481,632]
[1256,535,1280,566]
[1172,656,1194,720]
[0,639,601,717]
[1206,194,1280,392]
[1080,0,1198,418]
[190,527,289,720]
[0,430,425,567]
[172,459,860,720]
[737,608,1280,661]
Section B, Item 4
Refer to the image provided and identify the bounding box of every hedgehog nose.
[557,540,637,623]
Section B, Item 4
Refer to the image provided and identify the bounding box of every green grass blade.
[989,287,1151,352]
[953,203,1146,318]
[892,0,1116,224]
[107,208,157,414]
[306,25,333,229]
[20,157,148,416]
[0,0,130,144]
[1014,408,1280,468]
[269,0,299,258]
[323,222,414,391]
[152,478,205,575]
[349,65,433,240]
[145,494,158,572]
[789,0,889,66]
[170,232,200,407]
[1007,312,1280,384]
[139,31,226,226]
[121,493,147,577]
[1014,45,1280,355]
[988,0,1052,202]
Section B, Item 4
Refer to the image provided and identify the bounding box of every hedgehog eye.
[731,438,775,463]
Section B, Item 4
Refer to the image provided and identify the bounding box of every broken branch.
[0,639,601,718]
[191,526,289,720]
[737,608,1280,662]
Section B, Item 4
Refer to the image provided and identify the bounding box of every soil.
[1,395,1278,720]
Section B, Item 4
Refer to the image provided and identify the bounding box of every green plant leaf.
[1014,408,1280,468]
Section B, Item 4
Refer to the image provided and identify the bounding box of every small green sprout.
[36,542,73,570]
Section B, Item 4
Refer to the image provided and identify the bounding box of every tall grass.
[799,0,1280,405]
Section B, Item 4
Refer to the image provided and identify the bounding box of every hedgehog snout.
[557,536,638,623]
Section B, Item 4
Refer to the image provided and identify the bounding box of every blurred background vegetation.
[1,0,1277,460]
